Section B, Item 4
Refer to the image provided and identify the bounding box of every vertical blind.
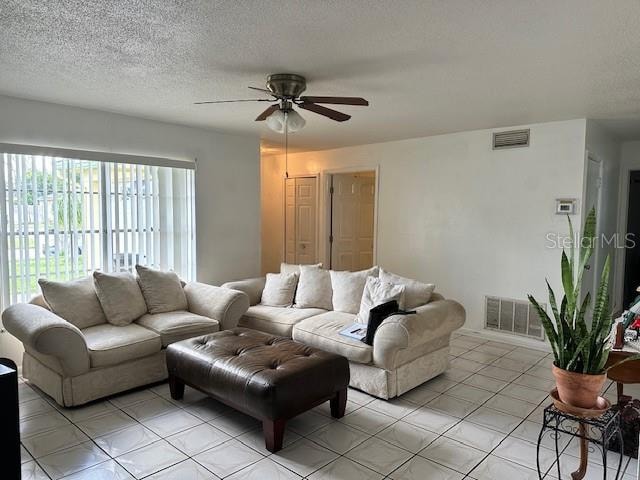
[0,152,196,307]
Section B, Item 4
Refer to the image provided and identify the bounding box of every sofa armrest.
[184,282,250,330]
[220,277,265,306]
[2,304,90,376]
[372,299,466,370]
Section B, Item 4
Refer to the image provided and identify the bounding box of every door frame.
[321,165,380,269]
[281,174,320,265]
[581,151,604,302]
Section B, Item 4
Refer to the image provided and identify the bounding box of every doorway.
[329,171,376,271]
[284,176,318,265]
[624,170,640,306]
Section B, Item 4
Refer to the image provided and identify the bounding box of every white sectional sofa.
[223,266,465,399]
[2,269,249,406]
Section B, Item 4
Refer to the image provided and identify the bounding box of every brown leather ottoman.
[165,327,350,452]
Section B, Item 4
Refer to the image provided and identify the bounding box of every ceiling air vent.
[492,129,530,150]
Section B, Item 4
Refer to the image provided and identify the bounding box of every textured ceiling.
[2,0,640,151]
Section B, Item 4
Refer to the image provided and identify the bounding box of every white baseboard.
[458,327,552,353]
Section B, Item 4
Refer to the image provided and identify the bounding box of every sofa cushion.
[82,323,162,368]
[380,268,435,309]
[292,311,373,364]
[239,305,327,337]
[295,265,333,310]
[136,265,188,314]
[38,277,106,329]
[330,267,379,314]
[260,272,298,307]
[136,311,220,346]
[93,271,148,326]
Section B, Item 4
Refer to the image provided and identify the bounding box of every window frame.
[0,143,196,308]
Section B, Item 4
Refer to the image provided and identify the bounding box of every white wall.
[584,120,622,310]
[0,95,261,364]
[262,119,587,340]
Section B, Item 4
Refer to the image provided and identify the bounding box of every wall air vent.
[485,296,545,341]
[492,129,530,150]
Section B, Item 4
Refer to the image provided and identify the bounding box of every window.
[0,148,196,307]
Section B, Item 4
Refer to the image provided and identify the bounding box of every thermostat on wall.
[556,199,576,215]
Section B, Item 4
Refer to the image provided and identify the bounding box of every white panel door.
[284,177,317,265]
[284,178,296,264]
[295,177,317,264]
[331,172,375,271]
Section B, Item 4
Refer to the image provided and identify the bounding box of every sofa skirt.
[23,350,168,407]
[348,346,450,399]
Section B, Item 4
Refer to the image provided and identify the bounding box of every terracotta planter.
[552,364,606,409]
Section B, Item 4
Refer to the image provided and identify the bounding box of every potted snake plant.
[529,208,635,409]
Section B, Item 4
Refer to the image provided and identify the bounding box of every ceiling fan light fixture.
[286,109,306,133]
[266,108,306,134]
[265,109,284,133]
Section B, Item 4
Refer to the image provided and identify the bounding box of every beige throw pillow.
[295,265,333,310]
[330,266,379,314]
[355,276,405,324]
[93,271,148,326]
[38,276,106,329]
[261,272,298,307]
[380,268,435,309]
[135,265,188,314]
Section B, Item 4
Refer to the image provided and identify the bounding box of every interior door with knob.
[284,176,318,265]
[330,172,375,271]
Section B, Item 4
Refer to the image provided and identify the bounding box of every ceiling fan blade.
[255,104,281,121]
[248,86,276,95]
[298,96,369,106]
[194,99,273,104]
[298,102,351,122]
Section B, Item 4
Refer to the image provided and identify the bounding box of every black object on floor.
[364,300,416,346]
[0,358,20,480]
[608,397,640,458]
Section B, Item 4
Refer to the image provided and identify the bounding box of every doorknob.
[585,265,591,270]
[300,244,306,249]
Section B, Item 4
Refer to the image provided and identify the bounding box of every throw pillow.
[261,272,298,307]
[38,276,106,329]
[280,262,322,275]
[135,265,188,314]
[355,276,405,324]
[295,265,333,310]
[330,266,379,314]
[93,271,148,326]
[379,268,435,309]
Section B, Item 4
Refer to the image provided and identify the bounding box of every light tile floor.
[18,332,638,479]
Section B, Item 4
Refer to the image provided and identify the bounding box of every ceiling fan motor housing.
[267,73,307,98]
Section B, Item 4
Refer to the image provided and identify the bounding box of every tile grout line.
[18,334,634,480]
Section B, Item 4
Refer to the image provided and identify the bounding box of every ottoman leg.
[263,418,286,453]
[330,388,347,418]
[168,375,185,400]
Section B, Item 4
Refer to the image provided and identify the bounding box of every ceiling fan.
[194,73,369,133]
